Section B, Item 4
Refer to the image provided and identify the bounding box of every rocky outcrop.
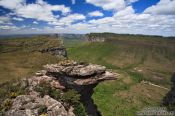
[5,60,118,116]
[85,35,106,42]
[43,61,117,86]
[39,47,67,57]
[6,95,74,116]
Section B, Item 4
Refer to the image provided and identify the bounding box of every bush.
[35,81,61,99]
[38,105,47,115]
[1,99,12,111]
[35,81,52,97]
[35,81,87,116]
[60,90,80,105]
[73,102,87,116]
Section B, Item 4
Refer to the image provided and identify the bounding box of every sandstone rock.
[5,60,118,116]
[44,63,106,77]
[44,61,117,86]
[28,74,65,90]
[39,47,67,57]
[74,71,117,85]
[5,95,74,116]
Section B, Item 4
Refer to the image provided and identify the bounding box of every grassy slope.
[66,34,175,116]
[0,36,63,83]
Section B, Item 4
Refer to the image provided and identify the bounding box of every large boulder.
[5,95,74,116]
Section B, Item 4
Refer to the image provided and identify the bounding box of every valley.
[0,33,175,115]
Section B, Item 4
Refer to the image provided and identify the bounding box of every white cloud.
[33,21,39,24]
[0,16,11,24]
[126,0,139,4]
[0,0,175,36]
[144,0,175,15]
[0,0,24,10]
[114,6,134,17]
[49,13,86,26]
[0,0,71,22]
[0,25,19,30]
[13,17,24,21]
[73,6,175,36]
[86,0,125,11]
[88,11,104,17]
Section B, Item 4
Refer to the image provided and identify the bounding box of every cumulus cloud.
[114,6,134,17]
[0,0,175,36]
[13,17,24,21]
[49,13,86,26]
[144,0,175,15]
[86,0,125,11]
[0,0,24,10]
[0,16,11,24]
[0,25,19,30]
[61,6,174,36]
[0,0,71,22]
[33,21,39,24]
[88,11,104,17]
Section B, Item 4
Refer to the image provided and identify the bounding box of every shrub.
[35,81,52,97]
[73,102,87,116]
[35,82,87,116]
[1,99,12,111]
[10,92,18,98]
[35,81,62,99]
[38,105,47,115]
[60,90,80,105]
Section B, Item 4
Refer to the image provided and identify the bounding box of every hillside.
[0,33,174,116]
[0,35,65,83]
[66,33,175,115]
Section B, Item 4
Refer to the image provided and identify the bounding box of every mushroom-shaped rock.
[44,63,106,77]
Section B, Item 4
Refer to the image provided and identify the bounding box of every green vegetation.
[0,36,63,83]
[38,105,47,115]
[0,79,28,113]
[35,81,86,116]
[66,33,175,116]
[0,33,174,115]
[67,35,175,86]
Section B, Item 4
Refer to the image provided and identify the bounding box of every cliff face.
[39,47,67,58]
[5,60,117,116]
[85,34,106,42]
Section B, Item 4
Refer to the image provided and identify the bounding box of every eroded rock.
[4,60,118,116]
[5,95,74,116]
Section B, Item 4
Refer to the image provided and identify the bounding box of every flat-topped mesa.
[43,61,117,86]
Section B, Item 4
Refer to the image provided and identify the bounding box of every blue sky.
[0,0,175,36]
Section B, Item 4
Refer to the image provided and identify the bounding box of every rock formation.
[5,60,117,116]
[39,47,67,58]
[6,95,74,116]
[85,35,106,42]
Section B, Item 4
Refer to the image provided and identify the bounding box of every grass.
[0,34,174,115]
[0,36,63,83]
[65,34,175,116]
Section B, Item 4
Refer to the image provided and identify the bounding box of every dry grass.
[0,36,63,83]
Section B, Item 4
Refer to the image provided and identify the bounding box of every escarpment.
[4,60,118,116]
